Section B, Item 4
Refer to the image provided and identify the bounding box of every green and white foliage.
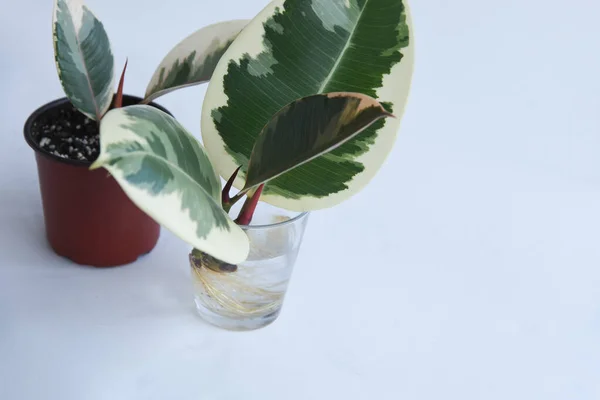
[202,0,414,211]
[144,20,249,104]
[90,105,250,264]
[53,0,115,121]
[244,92,393,192]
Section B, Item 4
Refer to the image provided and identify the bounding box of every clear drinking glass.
[189,203,309,331]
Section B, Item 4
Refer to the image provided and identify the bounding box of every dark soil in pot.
[31,104,100,162]
[27,95,167,165]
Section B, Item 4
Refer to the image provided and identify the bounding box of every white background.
[2,0,600,398]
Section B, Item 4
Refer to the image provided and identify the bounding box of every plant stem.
[228,190,248,207]
[222,188,251,213]
[221,166,242,212]
[113,59,128,109]
[234,184,264,226]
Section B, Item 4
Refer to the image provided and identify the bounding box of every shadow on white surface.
[0,187,53,266]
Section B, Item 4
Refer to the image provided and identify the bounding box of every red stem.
[234,184,264,226]
[113,58,128,109]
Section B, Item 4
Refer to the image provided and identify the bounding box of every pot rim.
[23,94,171,168]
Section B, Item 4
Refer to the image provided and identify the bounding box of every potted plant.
[90,0,414,329]
[23,0,248,267]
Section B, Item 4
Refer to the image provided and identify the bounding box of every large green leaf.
[143,20,249,104]
[244,92,393,191]
[202,0,414,211]
[53,0,115,121]
[90,105,249,264]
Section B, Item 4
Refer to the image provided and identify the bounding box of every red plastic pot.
[24,95,170,267]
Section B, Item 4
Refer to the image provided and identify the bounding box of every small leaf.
[143,19,249,104]
[90,105,249,264]
[53,0,115,120]
[243,92,393,192]
[222,165,241,208]
[113,58,128,108]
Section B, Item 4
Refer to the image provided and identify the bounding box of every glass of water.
[189,203,309,331]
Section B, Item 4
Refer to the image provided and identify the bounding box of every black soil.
[31,103,100,162]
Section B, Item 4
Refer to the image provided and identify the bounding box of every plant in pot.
[90,0,414,330]
[23,0,248,267]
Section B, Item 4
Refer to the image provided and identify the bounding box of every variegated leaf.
[202,0,414,211]
[53,0,115,120]
[90,105,250,264]
[143,20,249,104]
[244,92,393,191]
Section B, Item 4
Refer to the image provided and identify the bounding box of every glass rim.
[239,211,310,231]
